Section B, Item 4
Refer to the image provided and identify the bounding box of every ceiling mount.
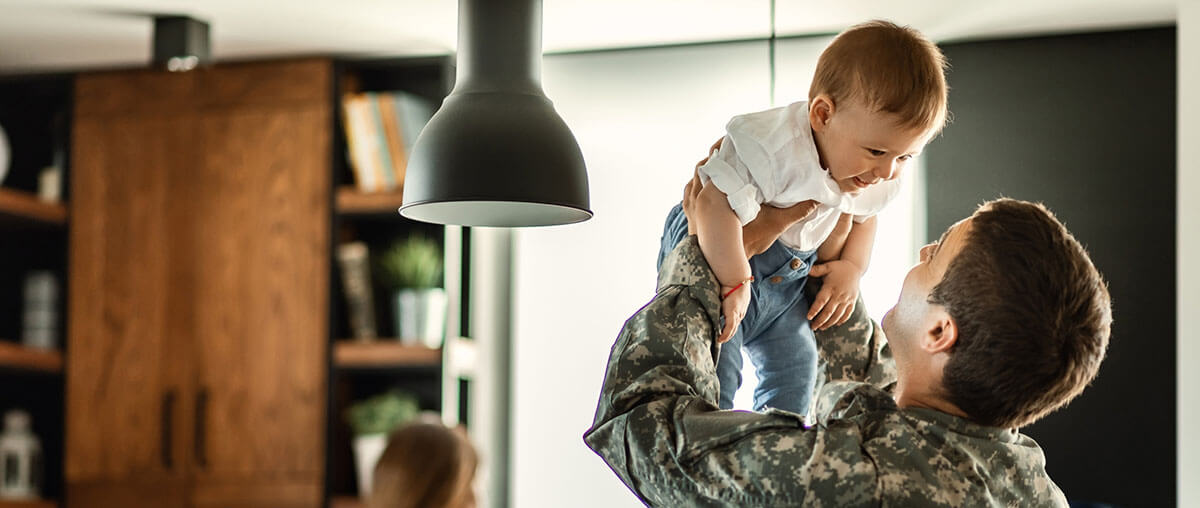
[153,16,210,72]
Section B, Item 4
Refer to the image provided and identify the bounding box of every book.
[341,91,435,194]
[341,94,384,192]
[367,94,398,191]
[392,92,434,155]
[336,242,377,340]
[377,94,407,189]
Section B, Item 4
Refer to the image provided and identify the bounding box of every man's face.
[815,99,930,195]
[881,217,973,354]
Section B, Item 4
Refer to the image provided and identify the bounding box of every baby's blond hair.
[809,20,949,134]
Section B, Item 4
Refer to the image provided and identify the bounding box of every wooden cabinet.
[188,68,330,507]
[66,60,331,508]
[67,104,191,507]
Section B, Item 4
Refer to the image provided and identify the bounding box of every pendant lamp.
[399,0,592,227]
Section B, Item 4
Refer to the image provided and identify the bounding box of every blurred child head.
[370,419,478,508]
[807,20,949,194]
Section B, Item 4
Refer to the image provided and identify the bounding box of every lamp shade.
[399,0,591,227]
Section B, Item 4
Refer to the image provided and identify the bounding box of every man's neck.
[894,378,970,419]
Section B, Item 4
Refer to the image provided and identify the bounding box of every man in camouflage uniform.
[584,186,1112,507]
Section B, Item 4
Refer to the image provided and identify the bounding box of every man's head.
[882,199,1111,429]
[807,20,948,195]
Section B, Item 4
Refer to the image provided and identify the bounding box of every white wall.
[512,41,770,507]
[1179,1,1198,505]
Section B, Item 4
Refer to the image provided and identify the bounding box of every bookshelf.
[326,56,467,503]
[335,186,406,215]
[0,73,71,504]
[0,342,63,373]
[0,188,66,226]
[334,341,440,368]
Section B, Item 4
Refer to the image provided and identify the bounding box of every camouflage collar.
[901,406,1023,443]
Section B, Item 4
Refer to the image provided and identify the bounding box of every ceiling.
[0,0,1177,74]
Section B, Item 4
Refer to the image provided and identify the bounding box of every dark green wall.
[925,27,1176,507]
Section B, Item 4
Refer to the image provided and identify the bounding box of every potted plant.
[344,391,420,497]
[376,234,446,347]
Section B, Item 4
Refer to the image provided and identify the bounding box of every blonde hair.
[370,421,478,508]
[809,20,949,134]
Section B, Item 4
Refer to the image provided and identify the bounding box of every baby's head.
[807,20,948,194]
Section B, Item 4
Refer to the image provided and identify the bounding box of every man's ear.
[809,94,835,133]
[922,307,958,354]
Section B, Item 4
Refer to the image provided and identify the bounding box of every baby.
[656,20,948,415]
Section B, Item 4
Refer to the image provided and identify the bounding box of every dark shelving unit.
[0,72,73,508]
[323,56,471,505]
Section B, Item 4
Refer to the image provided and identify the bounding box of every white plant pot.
[394,288,447,348]
[352,433,389,497]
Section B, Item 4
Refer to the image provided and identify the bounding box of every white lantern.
[0,410,42,500]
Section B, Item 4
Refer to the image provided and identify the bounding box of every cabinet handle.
[161,390,175,469]
[195,388,208,468]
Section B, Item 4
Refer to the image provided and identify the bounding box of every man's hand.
[806,260,862,331]
[745,201,819,257]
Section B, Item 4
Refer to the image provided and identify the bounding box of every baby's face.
[812,99,930,194]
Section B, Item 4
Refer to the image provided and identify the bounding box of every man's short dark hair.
[929,198,1112,428]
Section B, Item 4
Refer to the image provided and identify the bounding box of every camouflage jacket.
[584,236,1068,507]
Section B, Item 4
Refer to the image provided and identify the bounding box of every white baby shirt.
[697,101,902,252]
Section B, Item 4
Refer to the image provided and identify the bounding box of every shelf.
[335,186,405,215]
[0,499,57,508]
[0,341,63,373]
[328,496,364,508]
[334,340,441,368]
[0,188,67,226]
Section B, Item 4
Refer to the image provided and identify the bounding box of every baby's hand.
[717,279,752,343]
[806,260,862,331]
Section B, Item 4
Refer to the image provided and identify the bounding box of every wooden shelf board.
[0,188,66,225]
[334,340,441,368]
[335,186,405,215]
[328,496,364,508]
[0,499,57,508]
[0,341,63,372]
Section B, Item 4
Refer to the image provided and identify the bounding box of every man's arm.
[585,236,878,506]
[741,201,820,258]
[808,280,897,399]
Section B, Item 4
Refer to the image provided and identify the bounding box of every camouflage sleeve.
[584,236,880,506]
[807,277,897,396]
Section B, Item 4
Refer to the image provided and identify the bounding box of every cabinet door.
[187,61,331,508]
[67,72,195,507]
